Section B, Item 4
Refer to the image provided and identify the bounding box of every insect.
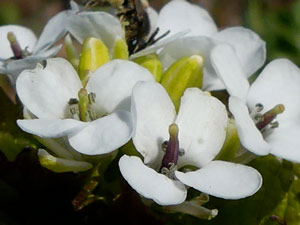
[82,0,170,54]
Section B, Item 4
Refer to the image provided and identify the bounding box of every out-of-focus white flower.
[212,44,300,163]
[147,0,265,91]
[0,1,80,81]
[119,81,262,205]
[16,58,154,156]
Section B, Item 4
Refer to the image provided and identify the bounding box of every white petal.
[68,111,133,155]
[214,27,266,76]
[266,121,300,163]
[229,96,271,155]
[175,160,262,199]
[86,59,154,116]
[5,45,61,76]
[38,149,92,173]
[176,88,228,168]
[158,36,217,70]
[211,44,250,100]
[119,155,187,205]
[67,11,123,53]
[33,11,71,53]
[0,25,37,60]
[16,58,82,119]
[156,0,217,38]
[146,7,158,40]
[130,31,188,59]
[17,118,85,138]
[131,82,176,165]
[247,59,300,122]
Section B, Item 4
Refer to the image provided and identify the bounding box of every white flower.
[0,1,80,80]
[151,0,265,91]
[16,58,154,155]
[212,44,300,163]
[119,81,262,205]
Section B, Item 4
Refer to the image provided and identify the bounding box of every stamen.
[256,104,285,130]
[255,103,264,112]
[161,141,168,152]
[7,32,23,59]
[160,124,180,173]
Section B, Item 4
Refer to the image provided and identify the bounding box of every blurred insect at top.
[83,0,169,55]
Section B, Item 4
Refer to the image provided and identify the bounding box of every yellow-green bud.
[78,37,110,85]
[161,55,204,111]
[65,34,79,69]
[134,54,163,82]
[112,38,129,60]
[216,118,240,161]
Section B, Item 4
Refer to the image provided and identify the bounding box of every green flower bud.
[112,38,129,60]
[78,37,110,85]
[161,55,204,111]
[134,54,163,82]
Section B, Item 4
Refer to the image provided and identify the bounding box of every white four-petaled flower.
[212,44,300,163]
[16,58,154,156]
[119,81,262,205]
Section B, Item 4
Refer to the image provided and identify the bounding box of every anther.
[255,103,264,112]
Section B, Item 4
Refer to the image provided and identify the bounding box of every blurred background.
[0,0,299,64]
[0,1,299,225]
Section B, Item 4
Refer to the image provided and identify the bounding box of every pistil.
[256,104,285,130]
[160,124,180,173]
[7,32,23,59]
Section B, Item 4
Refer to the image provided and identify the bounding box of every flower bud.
[161,55,204,111]
[112,38,129,60]
[78,37,110,84]
[134,54,163,82]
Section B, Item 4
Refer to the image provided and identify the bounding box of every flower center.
[159,123,184,178]
[7,32,30,60]
[252,103,285,132]
[68,88,98,122]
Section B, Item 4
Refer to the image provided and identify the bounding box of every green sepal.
[112,38,129,60]
[65,34,79,70]
[215,118,240,161]
[38,149,93,173]
[134,54,163,82]
[161,55,204,111]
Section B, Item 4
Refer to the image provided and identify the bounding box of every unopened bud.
[112,38,129,60]
[78,37,110,85]
[161,55,204,111]
[134,54,163,82]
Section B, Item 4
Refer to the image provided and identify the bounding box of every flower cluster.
[1,0,299,220]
